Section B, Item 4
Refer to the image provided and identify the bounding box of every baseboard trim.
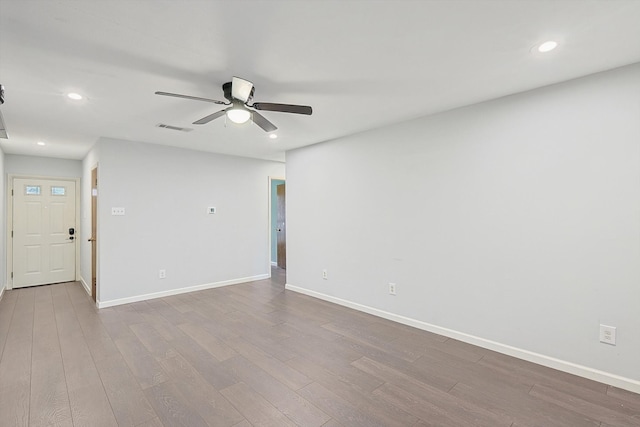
[79,276,91,296]
[0,284,4,302]
[97,274,270,309]
[285,283,640,394]
[271,261,277,266]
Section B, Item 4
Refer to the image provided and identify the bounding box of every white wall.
[81,138,284,306]
[286,63,640,391]
[5,154,82,177]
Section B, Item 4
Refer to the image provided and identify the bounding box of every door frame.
[90,165,98,302]
[6,174,81,291]
[275,183,286,270]
[268,176,285,274]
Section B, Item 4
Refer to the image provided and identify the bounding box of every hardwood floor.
[1,268,638,426]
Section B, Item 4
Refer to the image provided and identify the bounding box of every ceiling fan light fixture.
[227,107,251,124]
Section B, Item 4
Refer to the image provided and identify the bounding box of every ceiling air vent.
[156,123,193,132]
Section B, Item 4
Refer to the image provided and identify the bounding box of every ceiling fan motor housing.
[223,81,254,102]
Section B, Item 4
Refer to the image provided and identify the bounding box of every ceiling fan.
[155,77,312,132]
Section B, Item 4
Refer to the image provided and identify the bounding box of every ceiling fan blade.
[252,102,312,115]
[231,77,254,102]
[193,109,227,125]
[251,111,278,132]
[155,91,227,105]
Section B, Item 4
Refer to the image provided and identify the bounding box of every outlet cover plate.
[389,282,397,295]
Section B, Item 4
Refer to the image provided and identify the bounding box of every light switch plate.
[599,324,616,345]
[111,207,125,216]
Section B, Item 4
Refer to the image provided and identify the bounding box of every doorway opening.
[90,166,98,301]
[270,178,286,272]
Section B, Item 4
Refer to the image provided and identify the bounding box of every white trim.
[271,261,277,266]
[0,284,5,302]
[97,274,270,308]
[79,276,91,296]
[285,283,640,394]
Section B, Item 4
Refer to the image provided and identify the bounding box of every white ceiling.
[1,0,639,162]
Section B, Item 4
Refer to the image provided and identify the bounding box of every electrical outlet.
[159,269,166,279]
[322,269,328,280]
[389,282,397,295]
[599,324,616,345]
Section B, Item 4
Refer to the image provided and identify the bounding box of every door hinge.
[10,272,13,279]
[11,230,13,238]
[11,189,14,196]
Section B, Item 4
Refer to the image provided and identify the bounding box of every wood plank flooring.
[0,267,638,426]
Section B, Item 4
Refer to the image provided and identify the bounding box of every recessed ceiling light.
[67,92,83,100]
[37,141,46,146]
[269,133,278,139]
[537,40,558,53]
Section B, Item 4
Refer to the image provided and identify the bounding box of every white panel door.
[13,178,76,288]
